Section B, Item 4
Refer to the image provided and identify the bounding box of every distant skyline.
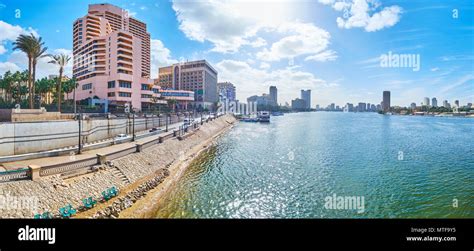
[313,93,470,109]
[0,0,473,106]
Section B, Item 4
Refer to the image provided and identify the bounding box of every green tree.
[167,98,177,112]
[13,33,48,109]
[0,71,14,103]
[35,77,55,105]
[62,78,77,101]
[48,53,71,112]
[31,36,48,105]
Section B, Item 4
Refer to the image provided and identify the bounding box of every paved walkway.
[0,119,193,171]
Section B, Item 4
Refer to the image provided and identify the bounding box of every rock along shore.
[0,115,236,218]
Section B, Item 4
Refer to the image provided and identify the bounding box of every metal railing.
[0,112,223,182]
[0,168,29,182]
[105,146,137,161]
[39,157,99,177]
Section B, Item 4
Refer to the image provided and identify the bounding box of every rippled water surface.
[154,112,474,218]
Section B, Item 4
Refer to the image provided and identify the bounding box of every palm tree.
[12,33,47,109]
[11,71,23,104]
[69,78,78,115]
[35,77,55,105]
[167,99,177,112]
[31,36,48,108]
[48,53,71,112]
[0,71,13,103]
[62,78,78,113]
[12,34,34,108]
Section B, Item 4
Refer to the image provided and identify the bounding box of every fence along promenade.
[0,112,222,183]
[0,113,186,157]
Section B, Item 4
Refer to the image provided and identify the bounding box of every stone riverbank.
[0,115,236,218]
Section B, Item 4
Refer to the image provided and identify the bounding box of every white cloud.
[304,50,337,62]
[256,22,335,62]
[125,9,137,17]
[150,39,178,78]
[171,0,338,66]
[440,55,474,61]
[320,0,402,32]
[215,59,333,104]
[438,74,474,95]
[364,6,402,32]
[319,0,335,4]
[259,62,270,69]
[172,0,258,53]
[249,37,267,48]
[0,20,38,55]
[171,0,299,53]
[7,48,73,79]
[0,62,21,75]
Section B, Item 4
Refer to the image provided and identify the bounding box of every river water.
[154,112,473,218]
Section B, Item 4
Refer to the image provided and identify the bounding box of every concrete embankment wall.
[0,115,235,218]
[0,116,174,157]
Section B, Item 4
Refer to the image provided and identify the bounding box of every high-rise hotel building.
[73,4,153,110]
[382,91,391,112]
[157,60,218,109]
[217,82,236,102]
[301,89,311,109]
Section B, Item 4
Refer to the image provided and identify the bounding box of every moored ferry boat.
[257,111,270,122]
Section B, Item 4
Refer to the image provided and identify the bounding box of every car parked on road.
[113,134,131,144]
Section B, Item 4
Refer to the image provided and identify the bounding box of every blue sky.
[0,0,472,107]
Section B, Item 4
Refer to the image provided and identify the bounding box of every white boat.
[257,111,270,122]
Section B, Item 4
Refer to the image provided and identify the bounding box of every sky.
[0,0,473,107]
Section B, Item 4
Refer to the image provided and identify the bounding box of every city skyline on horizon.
[0,0,472,107]
[245,85,470,109]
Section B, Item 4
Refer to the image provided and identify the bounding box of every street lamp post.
[78,113,82,154]
[132,111,136,142]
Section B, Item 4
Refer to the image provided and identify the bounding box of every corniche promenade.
[0,115,236,218]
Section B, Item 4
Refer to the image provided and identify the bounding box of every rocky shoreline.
[91,168,170,219]
[0,115,236,218]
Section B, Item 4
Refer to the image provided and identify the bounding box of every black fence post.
[132,112,136,142]
[78,113,82,154]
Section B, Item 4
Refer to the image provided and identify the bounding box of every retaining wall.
[0,116,179,157]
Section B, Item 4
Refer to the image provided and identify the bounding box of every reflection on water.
[154,112,474,218]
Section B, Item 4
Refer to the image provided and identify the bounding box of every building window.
[141,84,150,90]
[107,80,115,88]
[141,94,152,99]
[119,92,132,97]
[108,92,116,97]
[82,83,92,90]
[119,81,132,88]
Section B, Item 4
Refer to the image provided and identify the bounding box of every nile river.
[154,112,473,218]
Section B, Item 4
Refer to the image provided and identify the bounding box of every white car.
[113,134,131,144]
[183,118,194,125]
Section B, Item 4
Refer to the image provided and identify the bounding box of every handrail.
[0,113,220,182]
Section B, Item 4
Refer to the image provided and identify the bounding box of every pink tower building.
[72,3,153,111]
